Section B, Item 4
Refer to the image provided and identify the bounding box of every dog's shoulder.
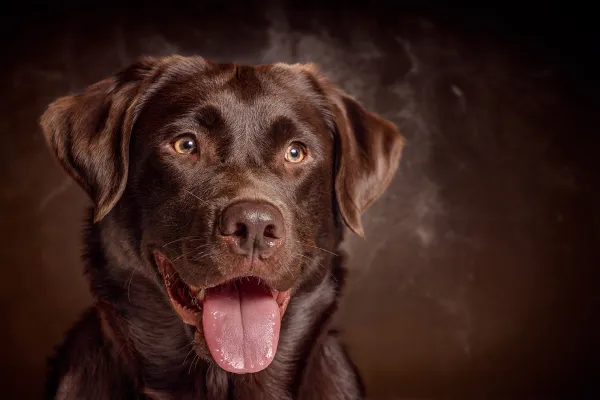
[45,308,102,398]
[297,331,365,400]
[45,307,139,399]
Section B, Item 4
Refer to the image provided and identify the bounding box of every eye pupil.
[173,136,197,154]
[285,142,307,163]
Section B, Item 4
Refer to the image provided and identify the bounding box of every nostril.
[233,223,247,238]
[219,201,285,255]
[263,224,278,239]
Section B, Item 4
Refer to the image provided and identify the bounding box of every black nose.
[219,201,285,258]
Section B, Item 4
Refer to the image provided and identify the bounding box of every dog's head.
[40,56,403,374]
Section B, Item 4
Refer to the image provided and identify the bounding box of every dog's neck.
[85,211,346,399]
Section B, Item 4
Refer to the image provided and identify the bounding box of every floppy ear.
[298,64,404,237]
[40,57,161,222]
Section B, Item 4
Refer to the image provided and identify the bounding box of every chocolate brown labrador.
[40,56,403,399]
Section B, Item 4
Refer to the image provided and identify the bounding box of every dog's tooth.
[198,288,205,302]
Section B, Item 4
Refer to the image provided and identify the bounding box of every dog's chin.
[153,251,291,374]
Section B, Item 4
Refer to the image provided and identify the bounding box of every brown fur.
[40,56,403,399]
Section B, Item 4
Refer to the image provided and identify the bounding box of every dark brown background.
[1,1,598,398]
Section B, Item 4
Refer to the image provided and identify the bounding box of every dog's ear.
[40,57,161,222]
[296,63,404,237]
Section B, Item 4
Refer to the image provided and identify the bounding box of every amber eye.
[284,142,307,163]
[173,135,198,155]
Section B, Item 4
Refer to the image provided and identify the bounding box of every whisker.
[162,236,204,248]
[173,244,212,262]
[278,260,293,277]
[178,252,209,264]
[188,355,198,375]
[174,251,199,262]
[304,244,339,256]
[124,266,139,303]
[184,189,209,206]
[329,271,339,285]
[183,346,196,366]
[292,252,323,268]
[191,252,212,262]
[193,354,201,371]
[291,253,337,284]
[293,252,313,261]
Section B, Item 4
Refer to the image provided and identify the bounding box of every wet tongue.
[202,279,280,374]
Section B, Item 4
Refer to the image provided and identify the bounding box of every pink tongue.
[202,280,280,374]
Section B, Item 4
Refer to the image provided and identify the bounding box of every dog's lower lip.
[154,251,202,325]
[153,251,292,325]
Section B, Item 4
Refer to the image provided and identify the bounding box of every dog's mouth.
[153,251,291,374]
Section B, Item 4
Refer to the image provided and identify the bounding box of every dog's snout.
[219,201,285,258]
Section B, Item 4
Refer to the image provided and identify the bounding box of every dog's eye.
[284,142,307,163]
[173,136,198,155]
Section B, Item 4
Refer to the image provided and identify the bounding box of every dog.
[40,55,403,399]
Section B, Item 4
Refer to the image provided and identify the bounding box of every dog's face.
[40,56,403,374]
